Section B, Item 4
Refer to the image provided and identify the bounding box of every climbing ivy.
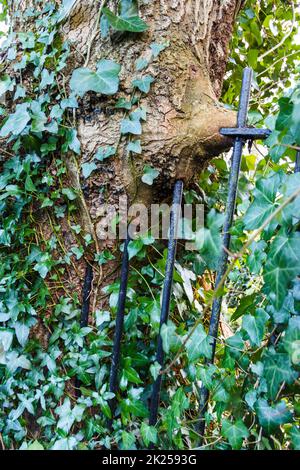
[0,0,299,451]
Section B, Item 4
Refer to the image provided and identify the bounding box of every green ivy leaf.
[242,308,269,347]
[0,74,14,96]
[140,423,157,446]
[185,324,212,361]
[150,361,161,380]
[26,440,44,450]
[103,7,148,33]
[221,419,249,450]
[243,173,281,230]
[95,146,116,161]
[40,69,55,89]
[276,97,293,131]
[15,321,30,347]
[121,118,142,135]
[132,75,154,93]
[124,366,142,384]
[70,60,121,97]
[263,350,297,399]
[290,426,300,450]
[135,57,149,71]
[63,129,81,154]
[195,209,223,270]
[127,139,142,154]
[81,162,97,178]
[150,41,169,58]
[283,316,300,366]
[231,293,257,321]
[0,103,30,137]
[247,240,267,274]
[161,321,181,354]
[57,0,77,22]
[62,188,77,200]
[121,431,136,450]
[256,399,292,433]
[141,165,159,185]
[264,231,300,309]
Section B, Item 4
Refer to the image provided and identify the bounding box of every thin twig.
[257,1,295,62]
[256,51,299,78]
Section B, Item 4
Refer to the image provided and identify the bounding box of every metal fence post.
[108,234,131,425]
[149,180,184,428]
[197,67,271,443]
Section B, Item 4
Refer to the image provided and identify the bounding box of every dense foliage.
[0,0,299,450]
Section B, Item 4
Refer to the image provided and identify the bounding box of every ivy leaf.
[243,173,280,230]
[150,41,169,58]
[283,316,300,366]
[40,69,55,89]
[160,321,181,354]
[127,139,142,154]
[70,60,121,97]
[141,165,159,185]
[55,398,75,433]
[57,0,77,22]
[14,85,26,100]
[100,14,110,38]
[132,75,154,93]
[247,240,267,274]
[27,440,44,450]
[290,426,300,450]
[124,366,142,384]
[15,321,30,347]
[280,173,300,224]
[115,97,132,110]
[263,350,297,400]
[25,175,36,192]
[198,364,217,389]
[81,162,97,179]
[150,361,161,380]
[62,188,77,200]
[0,103,30,137]
[0,74,14,96]
[6,351,31,372]
[140,423,157,447]
[103,7,148,33]
[276,97,293,131]
[231,293,257,321]
[121,118,142,135]
[95,146,116,161]
[242,308,269,347]
[62,128,81,154]
[255,399,292,433]
[264,231,300,309]
[245,389,257,410]
[119,0,139,18]
[121,431,136,450]
[0,329,13,364]
[127,238,144,260]
[185,324,212,361]
[195,209,223,270]
[221,419,249,450]
[135,57,149,71]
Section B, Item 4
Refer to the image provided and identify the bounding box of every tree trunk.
[4,0,241,336]
[63,0,238,208]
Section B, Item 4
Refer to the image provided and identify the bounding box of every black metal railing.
[80,67,273,447]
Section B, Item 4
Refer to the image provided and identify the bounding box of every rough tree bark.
[62,0,239,210]
[8,0,243,314]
